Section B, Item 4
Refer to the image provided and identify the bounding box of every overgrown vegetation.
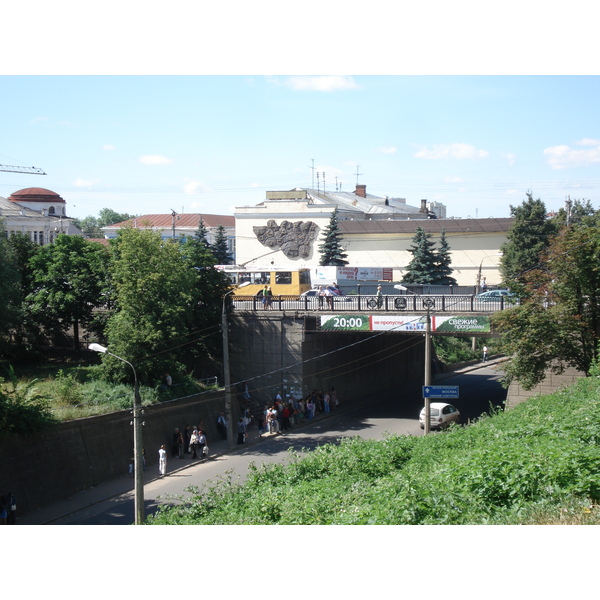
[433,336,495,365]
[149,371,600,525]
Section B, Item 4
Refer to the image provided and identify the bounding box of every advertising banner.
[320,314,490,333]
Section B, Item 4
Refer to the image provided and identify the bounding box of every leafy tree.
[211,224,232,264]
[402,226,438,284]
[494,221,600,389]
[97,208,135,227]
[500,192,557,292]
[73,216,104,238]
[318,208,348,266]
[432,229,457,286]
[0,224,22,355]
[101,228,196,384]
[26,235,109,352]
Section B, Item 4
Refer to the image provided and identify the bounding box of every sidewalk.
[18,411,321,525]
[19,358,506,525]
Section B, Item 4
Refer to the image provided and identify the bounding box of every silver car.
[419,402,460,430]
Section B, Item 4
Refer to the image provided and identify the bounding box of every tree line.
[0,214,233,386]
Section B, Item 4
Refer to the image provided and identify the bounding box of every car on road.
[419,402,460,430]
[475,289,517,302]
[300,288,352,302]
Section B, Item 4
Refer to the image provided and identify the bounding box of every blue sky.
[2,75,599,222]
[2,1,599,223]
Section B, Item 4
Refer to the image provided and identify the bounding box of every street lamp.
[394,284,433,435]
[222,281,250,446]
[89,343,144,525]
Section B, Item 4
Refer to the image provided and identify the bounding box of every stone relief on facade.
[253,219,318,259]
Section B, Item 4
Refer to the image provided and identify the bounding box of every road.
[45,362,505,525]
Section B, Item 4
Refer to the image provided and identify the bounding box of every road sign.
[422,385,459,399]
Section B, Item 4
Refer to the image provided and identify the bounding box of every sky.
[1,4,599,226]
[2,74,599,223]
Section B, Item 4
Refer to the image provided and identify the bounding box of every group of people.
[316,283,343,310]
[0,492,16,525]
[260,285,274,309]
[258,387,339,435]
[171,424,209,462]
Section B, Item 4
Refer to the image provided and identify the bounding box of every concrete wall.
[505,365,586,409]
[0,389,242,516]
[228,312,425,410]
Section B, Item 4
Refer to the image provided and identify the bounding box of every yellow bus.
[216,265,312,296]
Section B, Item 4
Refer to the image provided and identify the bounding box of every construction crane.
[0,163,46,175]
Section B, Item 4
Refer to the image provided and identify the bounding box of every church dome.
[8,187,66,204]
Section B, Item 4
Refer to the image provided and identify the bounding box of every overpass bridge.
[225,294,515,414]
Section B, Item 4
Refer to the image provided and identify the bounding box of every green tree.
[102,228,196,383]
[402,226,438,284]
[0,223,22,355]
[26,235,109,352]
[494,222,600,389]
[500,192,557,292]
[432,229,457,286]
[318,208,348,266]
[73,215,103,238]
[211,224,232,264]
[97,208,135,227]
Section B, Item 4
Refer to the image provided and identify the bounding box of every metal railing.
[231,294,519,314]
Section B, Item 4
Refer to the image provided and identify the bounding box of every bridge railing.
[231,294,520,313]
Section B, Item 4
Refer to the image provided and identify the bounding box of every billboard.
[321,314,490,333]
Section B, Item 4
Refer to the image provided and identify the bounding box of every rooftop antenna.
[316,171,320,194]
[322,172,326,194]
[310,158,315,189]
[335,176,338,192]
[356,165,361,186]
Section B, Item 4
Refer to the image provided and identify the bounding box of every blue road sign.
[422,385,459,399]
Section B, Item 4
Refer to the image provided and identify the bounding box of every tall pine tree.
[402,226,438,284]
[433,229,457,285]
[211,224,232,264]
[318,208,348,266]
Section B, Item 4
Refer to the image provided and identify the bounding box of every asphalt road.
[45,362,505,525]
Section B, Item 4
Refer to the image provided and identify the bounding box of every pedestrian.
[318,286,324,310]
[6,491,16,525]
[331,387,339,409]
[189,429,200,459]
[260,285,269,309]
[481,277,488,292]
[325,286,334,310]
[266,286,273,309]
[323,391,331,413]
[482,345,489,362]
[184,425,192,454]
[172,427,180,458]
[177,431,184,459]
[217,412,228,440]
[242,381,251,400]
[198,430,206,459]
[376,285,383,309]
[158,444,167,476]
[237,418,246,444]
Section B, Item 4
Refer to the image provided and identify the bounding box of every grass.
[0,358,218,422]
[149,373,600,525]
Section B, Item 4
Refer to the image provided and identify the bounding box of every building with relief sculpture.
[234,183,512,287]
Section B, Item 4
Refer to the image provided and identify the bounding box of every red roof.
[107,213,234,229]
[8,187,65,203]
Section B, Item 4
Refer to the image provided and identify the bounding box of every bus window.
[299,269,311,285]
[239,271,271,285]
[275,271,292,285]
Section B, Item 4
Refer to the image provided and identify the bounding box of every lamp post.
[395,284,433,434]
[222,281,250,446]
[89,343,144,525]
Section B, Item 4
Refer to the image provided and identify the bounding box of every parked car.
[476,289,517,302]
[419,402,460,430]
[300,287,351,301]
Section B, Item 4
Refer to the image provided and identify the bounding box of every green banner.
[320,315,371,331]
[433,316,490,333]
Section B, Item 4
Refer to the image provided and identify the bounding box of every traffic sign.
[422,385,459,399]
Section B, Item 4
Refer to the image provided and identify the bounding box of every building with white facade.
[234,184,512,287]
[0,187,81,244]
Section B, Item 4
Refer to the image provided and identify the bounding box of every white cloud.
[543,141,600,169]
[139,155,173,165]
[378,146,398,154]
[183,181,211,194]
[277,76,360,92]
[414,143,489,160]
[500,152,516,166]
[73,178,98,187]
[443,176,465,183]
[103,144,115,151]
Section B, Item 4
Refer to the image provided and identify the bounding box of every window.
[239,272,270,285]
[275,272,292,285]
[299,270,311,285]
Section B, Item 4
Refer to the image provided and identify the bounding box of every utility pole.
[423,305,432,435]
